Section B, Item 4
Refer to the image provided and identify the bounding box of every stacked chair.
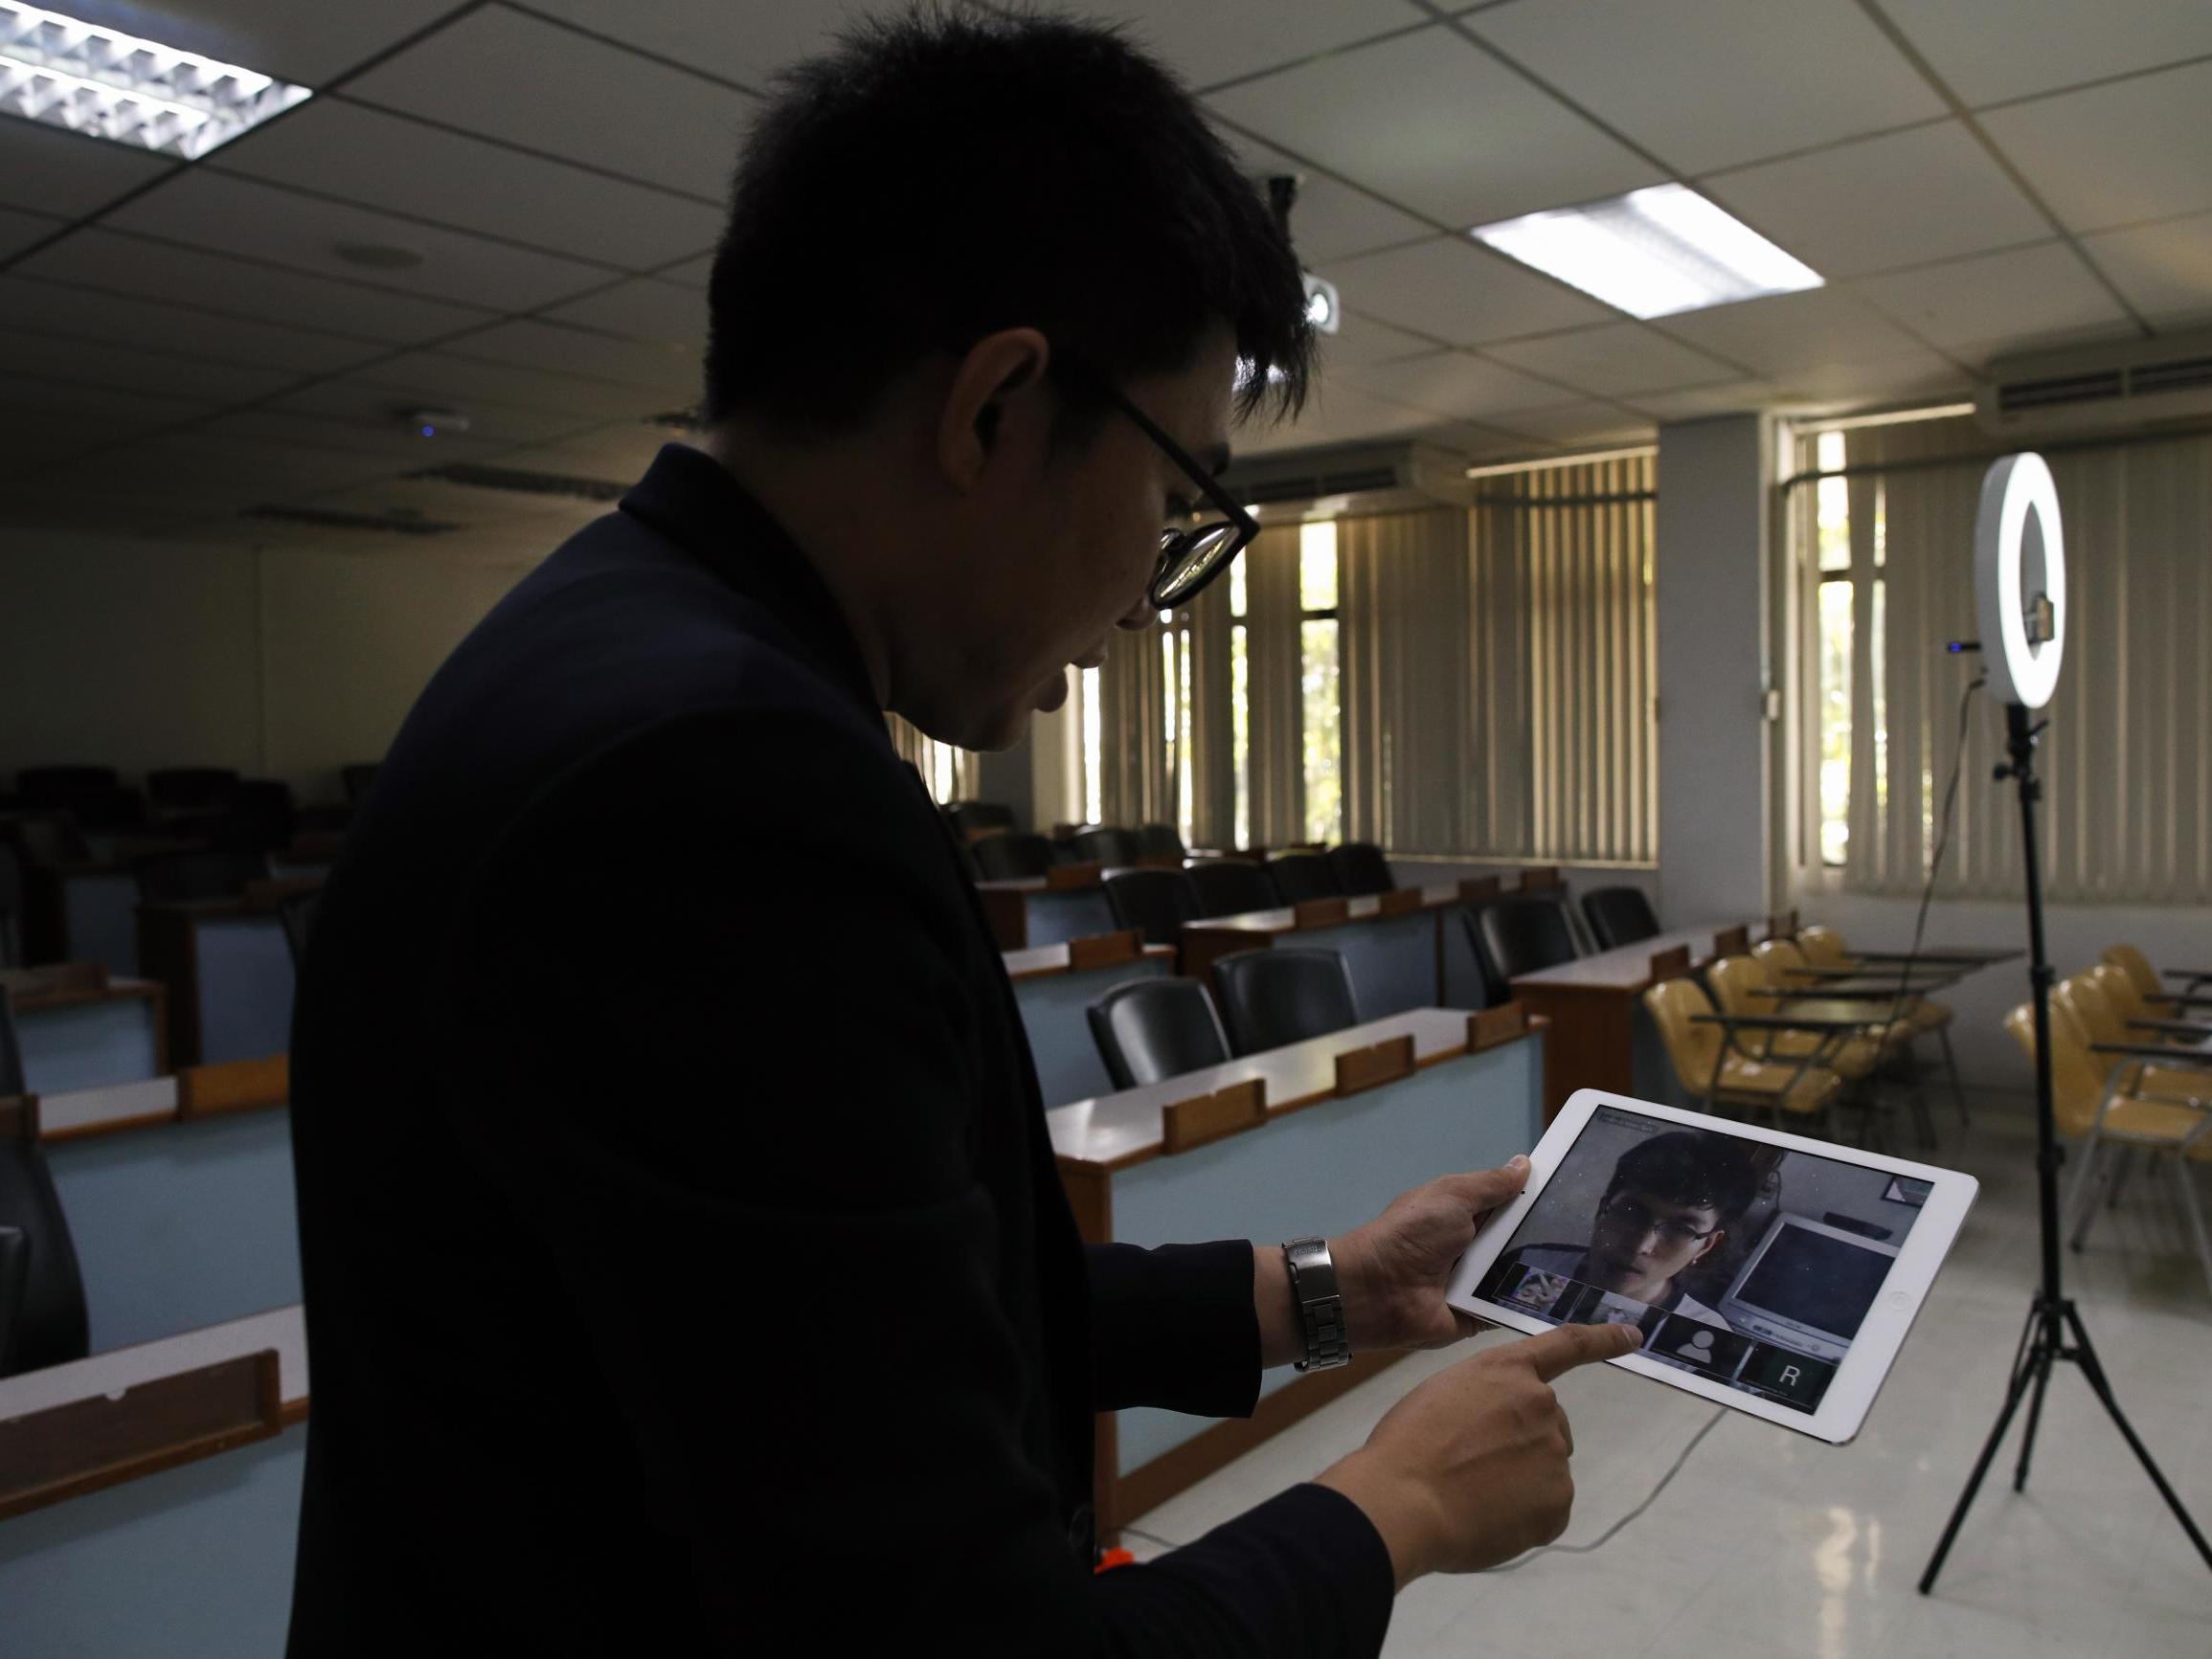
[1795,924,1967,1123]
[1642,971,1849,1137]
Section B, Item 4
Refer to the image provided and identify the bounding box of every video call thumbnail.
[1474,1108,1925,1412]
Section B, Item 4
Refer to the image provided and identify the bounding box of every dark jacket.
[284,444,1391,1655]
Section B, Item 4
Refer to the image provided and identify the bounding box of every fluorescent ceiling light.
[0,1,309,160]
[1471,184,1819,320]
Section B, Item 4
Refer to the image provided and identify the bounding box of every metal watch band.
[1282,1237,1350,1372]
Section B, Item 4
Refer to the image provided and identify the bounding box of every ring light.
[1973,452,2065,708]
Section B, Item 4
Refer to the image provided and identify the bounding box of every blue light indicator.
[420,425,435,437]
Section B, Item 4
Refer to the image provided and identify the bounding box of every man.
[1496,1132,1762,1331]
[285,12,1632,1655]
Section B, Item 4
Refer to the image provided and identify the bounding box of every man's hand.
[1332,1160,1532,1352]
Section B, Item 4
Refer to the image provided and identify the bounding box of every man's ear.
[1691,1229,1727,1267]
[937,327,1051,494]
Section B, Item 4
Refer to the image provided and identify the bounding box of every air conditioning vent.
[411,463,626,502]
[1222,441,1474,516]
[242,504,459,536]
[1979,327,2212,437]
[2130,354,2212,396]
[1997,370,2123,413]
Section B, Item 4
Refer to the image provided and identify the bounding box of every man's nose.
[1117,594,1158,630]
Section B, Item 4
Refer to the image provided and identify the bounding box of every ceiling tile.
[0,373,215,424]
[1320,237,1615,345]
[1484,322,1741,395]
[499,424,677,482]
[13,228,494,345]
[1341,349,1562,417]
[93,431,401,497]
[1316,309,1441,370]
[1095,0,1431,91]
[271,380,599,448]
[351,351,666,421]
[1880,0,2212,109]
[56,0,466,86]
[1767,351,1975,408]
[2081,213,2212,328]
[0,276,388,376]
[192,409,518,467]
[656,253,717,287]
[102,170,614,312]
[543,279,711,347]
[344,7,756,200]
[1627,379,1783,422]
[1218,132,1432,265]
[1979,60,2212,233]
[517,0,892,93]
[1208,28,1661,228]
[0,204,64,260]
[1469,0,1947,174]
[440,320,703,395]
[210,100,727,269]
[1705,121,2049,280]
[1488,400,1655,447]
[1231,378,1443,457]
[0,117,175,218]
[1853,242,2132,357]
[1659,287,1930,376]
[6,332,302,406]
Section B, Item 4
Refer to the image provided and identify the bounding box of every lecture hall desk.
[136,892,297,1066]
[5,965,166,1093]
[1004,931,1175,1107]
[976,863,1117,950]
[1178,884,1490,1019]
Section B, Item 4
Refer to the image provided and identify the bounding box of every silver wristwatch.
[1282,1237,1350,1372]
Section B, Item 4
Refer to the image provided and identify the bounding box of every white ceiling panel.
[1231,378,1442,457]
[1321,237,1616,346]
[102,170,614,313]
[0,373,214,426]
[1624,379,1783,423]
[2081,213,2212,328]
[297,476,605,527]
[1705,121,2049,280]
[7,332,301,406]
[210,100,727,270]
[1469,0,1946,175]
[0,118,175,218]
[544,279,711,347]
[1208,28,1661,228]
[441,320,702,395]
[97,432,402,498]
[1979,61,2212,234]
[350,350,666,420]
[522,0,952,92]
[1341,349,1563,417]
[1484,321,1742,396]
[1093,0,1430,91]
[1219,133,1432,265]
[271,380,598,448]
[13,229,494,345]
[57,0,467,86]
[656,253,716,287]
[193,409,517,467]
[0,205,63,261]
[1658,287,1930,376]
[499,424,678,482]
[1880,0,2212,109]
[1,276,389,376]
[1853,242,2132,358]
[1487,400,1655,448]
[1767,350,1973,407]
[1315,308,1440,370]
[344,8,756,200]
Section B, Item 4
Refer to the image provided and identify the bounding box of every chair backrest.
[0,1223,27,1378]
[341,763,381,805]
[1070,826,1140,866]
[2060,969,2128,1046]
[1642,976,1725,1099]
[2085,960,2151,1022]
[1473,894,1583,984]
[1209,947,1359,1055]
[2100,943,2159,1001]
[0,1094,90,1378]
[1752,937,1814,987]
[1187,858,1280,918]
[146,767,240,811]
[132,847,271,905]
[1704,955,1773,1054]
[279,888,323,966]
[56,784,146,832]
[2010,993,2106,1139]
[14,765,116,802]
[1102,868,1200,948]
[1581,886,1660,951]
[1266,850,1341,904]
[1087,977,1231,1089]
[1137,823,1187,862]
[1796,925,1850,966]
[970,832,1054,881]
[1326,842,1394,897]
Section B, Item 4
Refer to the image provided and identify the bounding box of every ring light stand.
[1919,455,2212,1593]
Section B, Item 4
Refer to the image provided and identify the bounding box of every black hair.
[1605,1132,1760,1225]
[701,4,1314,441]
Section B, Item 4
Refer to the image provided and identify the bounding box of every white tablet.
[1443,1089,1978,1444]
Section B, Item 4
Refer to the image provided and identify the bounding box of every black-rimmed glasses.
[1597,1191,1722,1247]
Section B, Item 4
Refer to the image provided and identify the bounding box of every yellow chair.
[2102,944,2212,1012]
[2081,963,2212,1064]
[1728,948,1890,1075]
[1643,974,1845,1134]
[1790,926,1967,1124]
[2020,985,2212,1293]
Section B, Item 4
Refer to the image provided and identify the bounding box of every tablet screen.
[1468,1105,1927,1413]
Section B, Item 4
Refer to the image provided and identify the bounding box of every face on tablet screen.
[1471,1106,1924,1413]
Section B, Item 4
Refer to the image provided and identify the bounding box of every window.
[1080,662,1102,826]
[1298,520,1342,844]
[1230,557,1250,850]
[1808,430,1887,868]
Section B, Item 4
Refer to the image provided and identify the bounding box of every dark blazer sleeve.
[1087,1241,1263,1417]
[429,708,1391,1657]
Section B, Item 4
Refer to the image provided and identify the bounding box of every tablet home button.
[1886,1289,1912,1310]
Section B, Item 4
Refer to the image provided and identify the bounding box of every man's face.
[904,326,1239,751]
[1587,1185,1726,1297]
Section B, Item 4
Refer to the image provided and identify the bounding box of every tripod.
[1918,702,2212,1594]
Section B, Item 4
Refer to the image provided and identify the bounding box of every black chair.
[342,763,381,805]
[1102,867,1200,948]
[1187,858,1279,918]
[1137,823,1187,862]
[949,799,1017,839]
[13,765,116,803]
[132,847,270,905]
[1327,842,1395,897]
[147,767,240,812]
[1070,826,1140,866]
[279,887,322,966]
[1087,978,1232,1088]
[53,784,147,833]
[1210,948,1361,1055]
[215,778,296,854]
[1267,850,1340,904]
[1583,886,1661,951]
[1471,894,1584,986]
[970,832,1054,881]
[0,1223,28,1378]
[0,1085,91,1378]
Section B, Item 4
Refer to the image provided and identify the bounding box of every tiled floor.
[1123,1102,2212,1657]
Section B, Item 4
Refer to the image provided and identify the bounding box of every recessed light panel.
[0,1,310,160]
[1472,184,1820,320]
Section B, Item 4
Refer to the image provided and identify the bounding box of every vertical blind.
[886,712,978,805]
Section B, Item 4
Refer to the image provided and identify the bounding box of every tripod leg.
[2060,1303,2212,1572]
[2065,1135,2104,1252]
[2172,1155,2212,1300]
[2011,1337,2055,1492]
[1920,1306,2044,1595]
[1941,1026,1969,1127]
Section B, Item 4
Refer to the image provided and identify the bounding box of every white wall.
[0,531,529,802]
